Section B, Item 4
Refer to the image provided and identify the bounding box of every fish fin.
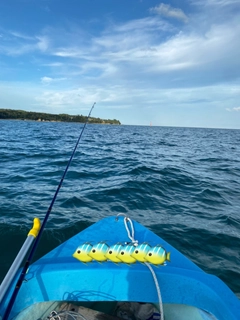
[167,252,171,262]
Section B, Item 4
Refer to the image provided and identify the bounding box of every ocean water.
[0,120,240,298]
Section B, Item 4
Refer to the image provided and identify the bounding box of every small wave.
[60,196,92,208]
[194,188,231,205]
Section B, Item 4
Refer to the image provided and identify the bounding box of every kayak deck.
[1,216,239,320]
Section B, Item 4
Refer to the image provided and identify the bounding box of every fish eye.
[92,249,96,253]
[109,251,112,254]
[121,251,124,255]
[148,253,152,256]
[135,250,139,254]
[77,250,81,254]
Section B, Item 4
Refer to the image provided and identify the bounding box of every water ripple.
[0,120,240,297]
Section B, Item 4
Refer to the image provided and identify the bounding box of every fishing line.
[3,102,95,320]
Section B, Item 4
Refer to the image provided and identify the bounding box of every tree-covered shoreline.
[0,109,121,125]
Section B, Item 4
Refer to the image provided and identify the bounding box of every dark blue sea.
[0,120,240,298]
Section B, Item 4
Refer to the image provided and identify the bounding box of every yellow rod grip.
[28,218,41,238]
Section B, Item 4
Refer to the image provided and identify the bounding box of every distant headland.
[0,109,121,125]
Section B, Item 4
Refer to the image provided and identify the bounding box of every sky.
[0,0,240,128]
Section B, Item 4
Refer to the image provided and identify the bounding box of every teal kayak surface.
[0,215,240,319]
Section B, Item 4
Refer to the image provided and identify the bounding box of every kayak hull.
[1,216,239,319]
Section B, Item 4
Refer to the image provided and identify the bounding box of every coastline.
[0,109,121,125]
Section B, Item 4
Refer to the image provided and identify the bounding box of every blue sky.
[0,0,240,128]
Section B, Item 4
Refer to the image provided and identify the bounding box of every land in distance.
[0,109,121,125]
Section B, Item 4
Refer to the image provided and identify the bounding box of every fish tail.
[166,252,171,262]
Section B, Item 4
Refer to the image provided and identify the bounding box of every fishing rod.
[2,102,95,320]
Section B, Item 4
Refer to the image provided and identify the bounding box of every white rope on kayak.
[118,214,164,320]
[144,262,164,320]
[116,213,138,245]
[124,217,138,246]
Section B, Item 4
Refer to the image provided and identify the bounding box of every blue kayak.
[0,215,240,320]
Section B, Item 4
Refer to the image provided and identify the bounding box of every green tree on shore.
[0,109,121,125]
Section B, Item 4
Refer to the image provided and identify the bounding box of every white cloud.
[150,3,189,23]
[50,17,174,65]
[146,21,240,73]
[36,91,71,106]
[113,16,173,33]
[9,31,34,40]
[73,19,240,89]
[42,62,64,67]
[0,43,31,56]
[53,48,86,58]
[41,76,54,84]
[40,76,67,85]
[46,14,240,87]
[3,4,236,89]
[226,106,240,112]
[233,107,240,111]
[193,0,240,6]
[36,36,49,52]
[0,31,49,56]
[35,86,118,108]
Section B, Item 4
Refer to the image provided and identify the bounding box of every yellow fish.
[145,245,170,265]
[105,243,123,263]
[131,242,151,262]
[73,243,93,263]
[117,244,137,264]
[88,242,109,262]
